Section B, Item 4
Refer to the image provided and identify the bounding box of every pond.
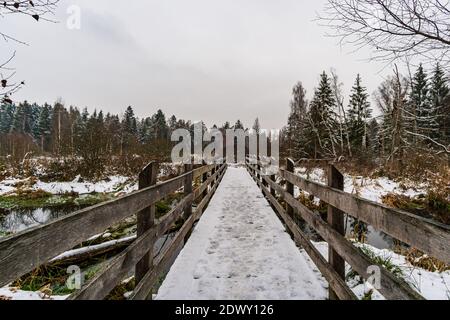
[0,205,88,235]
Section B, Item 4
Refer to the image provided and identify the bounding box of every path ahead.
[156,166,327,300]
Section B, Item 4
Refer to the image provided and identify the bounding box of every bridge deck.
[156,166,327,300]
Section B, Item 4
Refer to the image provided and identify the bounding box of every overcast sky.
[1,0,392,129]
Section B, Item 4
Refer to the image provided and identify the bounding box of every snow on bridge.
[156,166,327,300]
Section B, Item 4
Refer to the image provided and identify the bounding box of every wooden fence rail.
[0,161,227,300]
[246,158,450,300]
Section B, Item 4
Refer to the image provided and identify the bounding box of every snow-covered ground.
[0,287,69,300]
[156,166,328,300]
[0,175,133,196]
[0,163,183,196]
[311,242,450,300]
[294,167,427,204]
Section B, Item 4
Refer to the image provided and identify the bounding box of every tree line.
[282,63,450,172]
[0,101,252,176]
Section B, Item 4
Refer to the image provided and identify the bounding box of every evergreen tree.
[347,74,372,152]
[430,63,450,144]
[123,106,137,135]
[11,103,26,133]
[0,103,15,134]
[252,117,261,134]
[409,64,436,140]
[287,82,308,159]
[35,104,52,151]
[152,109,169,140]
[306,72,337,158]
[168,115,178,131]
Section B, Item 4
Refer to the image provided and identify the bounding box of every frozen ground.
[0,175,132,196]
[156,166,328,300]
[294,167,427,204]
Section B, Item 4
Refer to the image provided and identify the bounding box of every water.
[0,205,85,235]
[345,218,394,250]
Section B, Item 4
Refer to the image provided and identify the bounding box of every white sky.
[1,0,393,129]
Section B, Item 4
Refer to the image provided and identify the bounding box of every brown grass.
[399,248,449,272]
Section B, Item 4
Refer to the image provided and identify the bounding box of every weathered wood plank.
[327,165,345,300]
[193,165,222,199]
[0,171,191,287]
[192,164,215,180]
[69,194,193,300]
[136,162,158,285]
[279,169,450,264]
[253,173,357,300]
[280,188,424,300]
[131,164,226,300]
[195,165,226,215]
[251,169,424,299]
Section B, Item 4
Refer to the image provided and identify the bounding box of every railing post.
[257,156,261,184]
[327,164,345,300]
[202,161,208,199]
[286,158,294,218]
[210,164,216,189]
[183,162,193,220]
[135,161,158,287]
[270,174,276,198]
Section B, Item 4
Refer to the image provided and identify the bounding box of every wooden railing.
[0,161,227,300]
[246,158,450,300]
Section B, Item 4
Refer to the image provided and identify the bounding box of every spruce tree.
[287,82,308,159]
[347,74,372,153]
[0,103,15,134]
[306,72,337,158]
[430,63,450,144]
[35,105,52,151]
[410,64,437,141]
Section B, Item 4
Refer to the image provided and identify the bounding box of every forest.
[1,62,449,179]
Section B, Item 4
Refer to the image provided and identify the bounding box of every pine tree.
[11,103,26,133]
[306,72,337,158]
[347,74,372,153]
[287,82,308,159]
[123,106,137,135]
[0,103,15,134]
[409,64,437,142]
[252,117,261,134]
[152,109,169,140]
[430,63,450,144]
[168,115,178,131]
[35,104,52,151]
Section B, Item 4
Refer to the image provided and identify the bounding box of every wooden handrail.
[279,169,450,265]
[0,162,227,293]
[131,163,227,299]
[245,161,438,300]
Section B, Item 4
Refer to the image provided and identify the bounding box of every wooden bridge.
[0,159,449,300]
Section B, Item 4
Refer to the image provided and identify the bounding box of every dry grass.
[398,248,449,273]
[382,191,450,225]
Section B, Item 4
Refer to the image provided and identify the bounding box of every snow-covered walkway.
[156,166,327,300]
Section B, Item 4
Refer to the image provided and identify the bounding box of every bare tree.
[1,1,59,102]
[319,0,450,68]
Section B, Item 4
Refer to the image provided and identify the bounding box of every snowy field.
[294,167,427,204]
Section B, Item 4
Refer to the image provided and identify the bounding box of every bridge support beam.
[327,164,345,300]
